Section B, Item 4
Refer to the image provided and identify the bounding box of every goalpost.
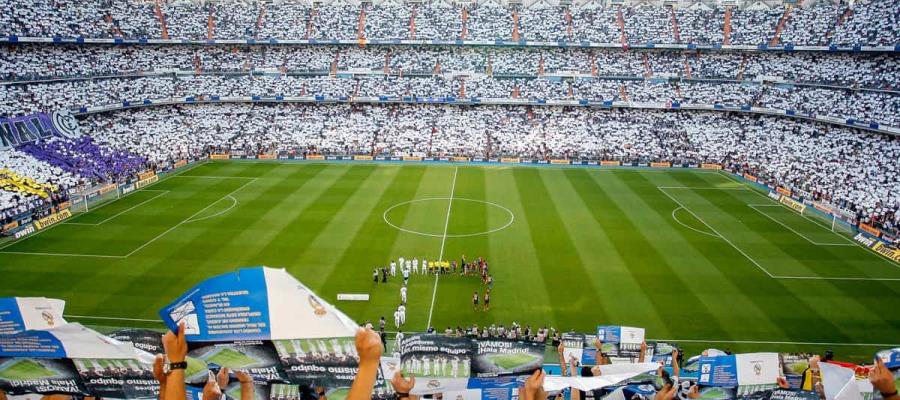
[795,201,855,235]
[68,183,123,214]
[776,193,855,235]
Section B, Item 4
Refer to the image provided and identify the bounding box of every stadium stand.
[0,0,898,240]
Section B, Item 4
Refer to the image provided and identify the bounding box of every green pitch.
[0,359,58,380]
[1,161,899,361]
[203,348,259,368]
[487,353,540,370]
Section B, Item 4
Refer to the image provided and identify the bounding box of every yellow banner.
[174,160,188,168]
[451,157,469,162]
[743,173,758,182]
[138,170,156,181]
[550,159,570,165]
[776,187,791,196]
[601,161,621,166]
[99,183,117,195]
[0,168,54,198]
[402,156,423,162]
[501,158,520,163]
[700,163,722,170]
[779,195,806,213]
[33,209,72,230]
[354,155,374,161]
[306,155,325,160]
[57,201,70,210]
[3,221,19,231]
[258,154,276,159]
[650,162,671,168]
[135,174,159,189]
[871,242,900,263]
[210,154,230,160]
[859,223,882,237]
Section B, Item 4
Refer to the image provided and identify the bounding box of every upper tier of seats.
[1,0,897,46]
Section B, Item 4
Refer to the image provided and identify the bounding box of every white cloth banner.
[543,362,658,391]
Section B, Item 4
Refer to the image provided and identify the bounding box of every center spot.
[383,198,515,238]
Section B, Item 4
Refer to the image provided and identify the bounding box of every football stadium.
[0,0,898,399]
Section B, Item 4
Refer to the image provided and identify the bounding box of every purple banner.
[0,111,80,150]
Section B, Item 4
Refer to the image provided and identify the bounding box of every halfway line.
[426,167,458,329]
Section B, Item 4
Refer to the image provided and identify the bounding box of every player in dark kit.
[472,290,479,311]
[483,289,490,311]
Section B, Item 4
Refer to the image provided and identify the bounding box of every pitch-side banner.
[697,353,779,387]
[0,297,67,335]
[159,266,359,342]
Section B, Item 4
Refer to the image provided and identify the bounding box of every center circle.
[383,197,515,238]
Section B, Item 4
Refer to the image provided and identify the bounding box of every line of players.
[401,354,470,378]
[372,256,495,282]
[375,255,496,328]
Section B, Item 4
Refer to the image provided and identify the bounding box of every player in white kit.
[390,261,396,276]
[400,285,407,304]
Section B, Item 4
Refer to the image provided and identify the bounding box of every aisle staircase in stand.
[723,7,732,45]
[769,5,792,46]
[154,0,169,39]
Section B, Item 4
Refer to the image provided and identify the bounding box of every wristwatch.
[164,361,188,375]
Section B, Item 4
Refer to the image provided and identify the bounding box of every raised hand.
[355,327,383,364]
[870,358,898,399]
[391,370,416,394]
[162,322,188,363]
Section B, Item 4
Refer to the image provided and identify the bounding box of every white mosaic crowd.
[0,1,898,46]
[72,103,899,234]
[0,0,898,235]
[3,73,897,127]
[4,45,897,90]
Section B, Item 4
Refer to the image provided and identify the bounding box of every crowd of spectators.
[69,103,899,236]
[0,149,81,221]
[4,45,897,90]
[4,73,897,127]
[1,1,898,46]
[1,0,898,238]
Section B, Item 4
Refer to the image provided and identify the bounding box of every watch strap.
[168,361,188,371]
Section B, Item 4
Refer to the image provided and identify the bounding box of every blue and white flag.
[698,353,779,387]
[159,266,359,342]
[596,326,645,345]
[877,348,900,369]
[0,323,143,358]
[0,297,66,335]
